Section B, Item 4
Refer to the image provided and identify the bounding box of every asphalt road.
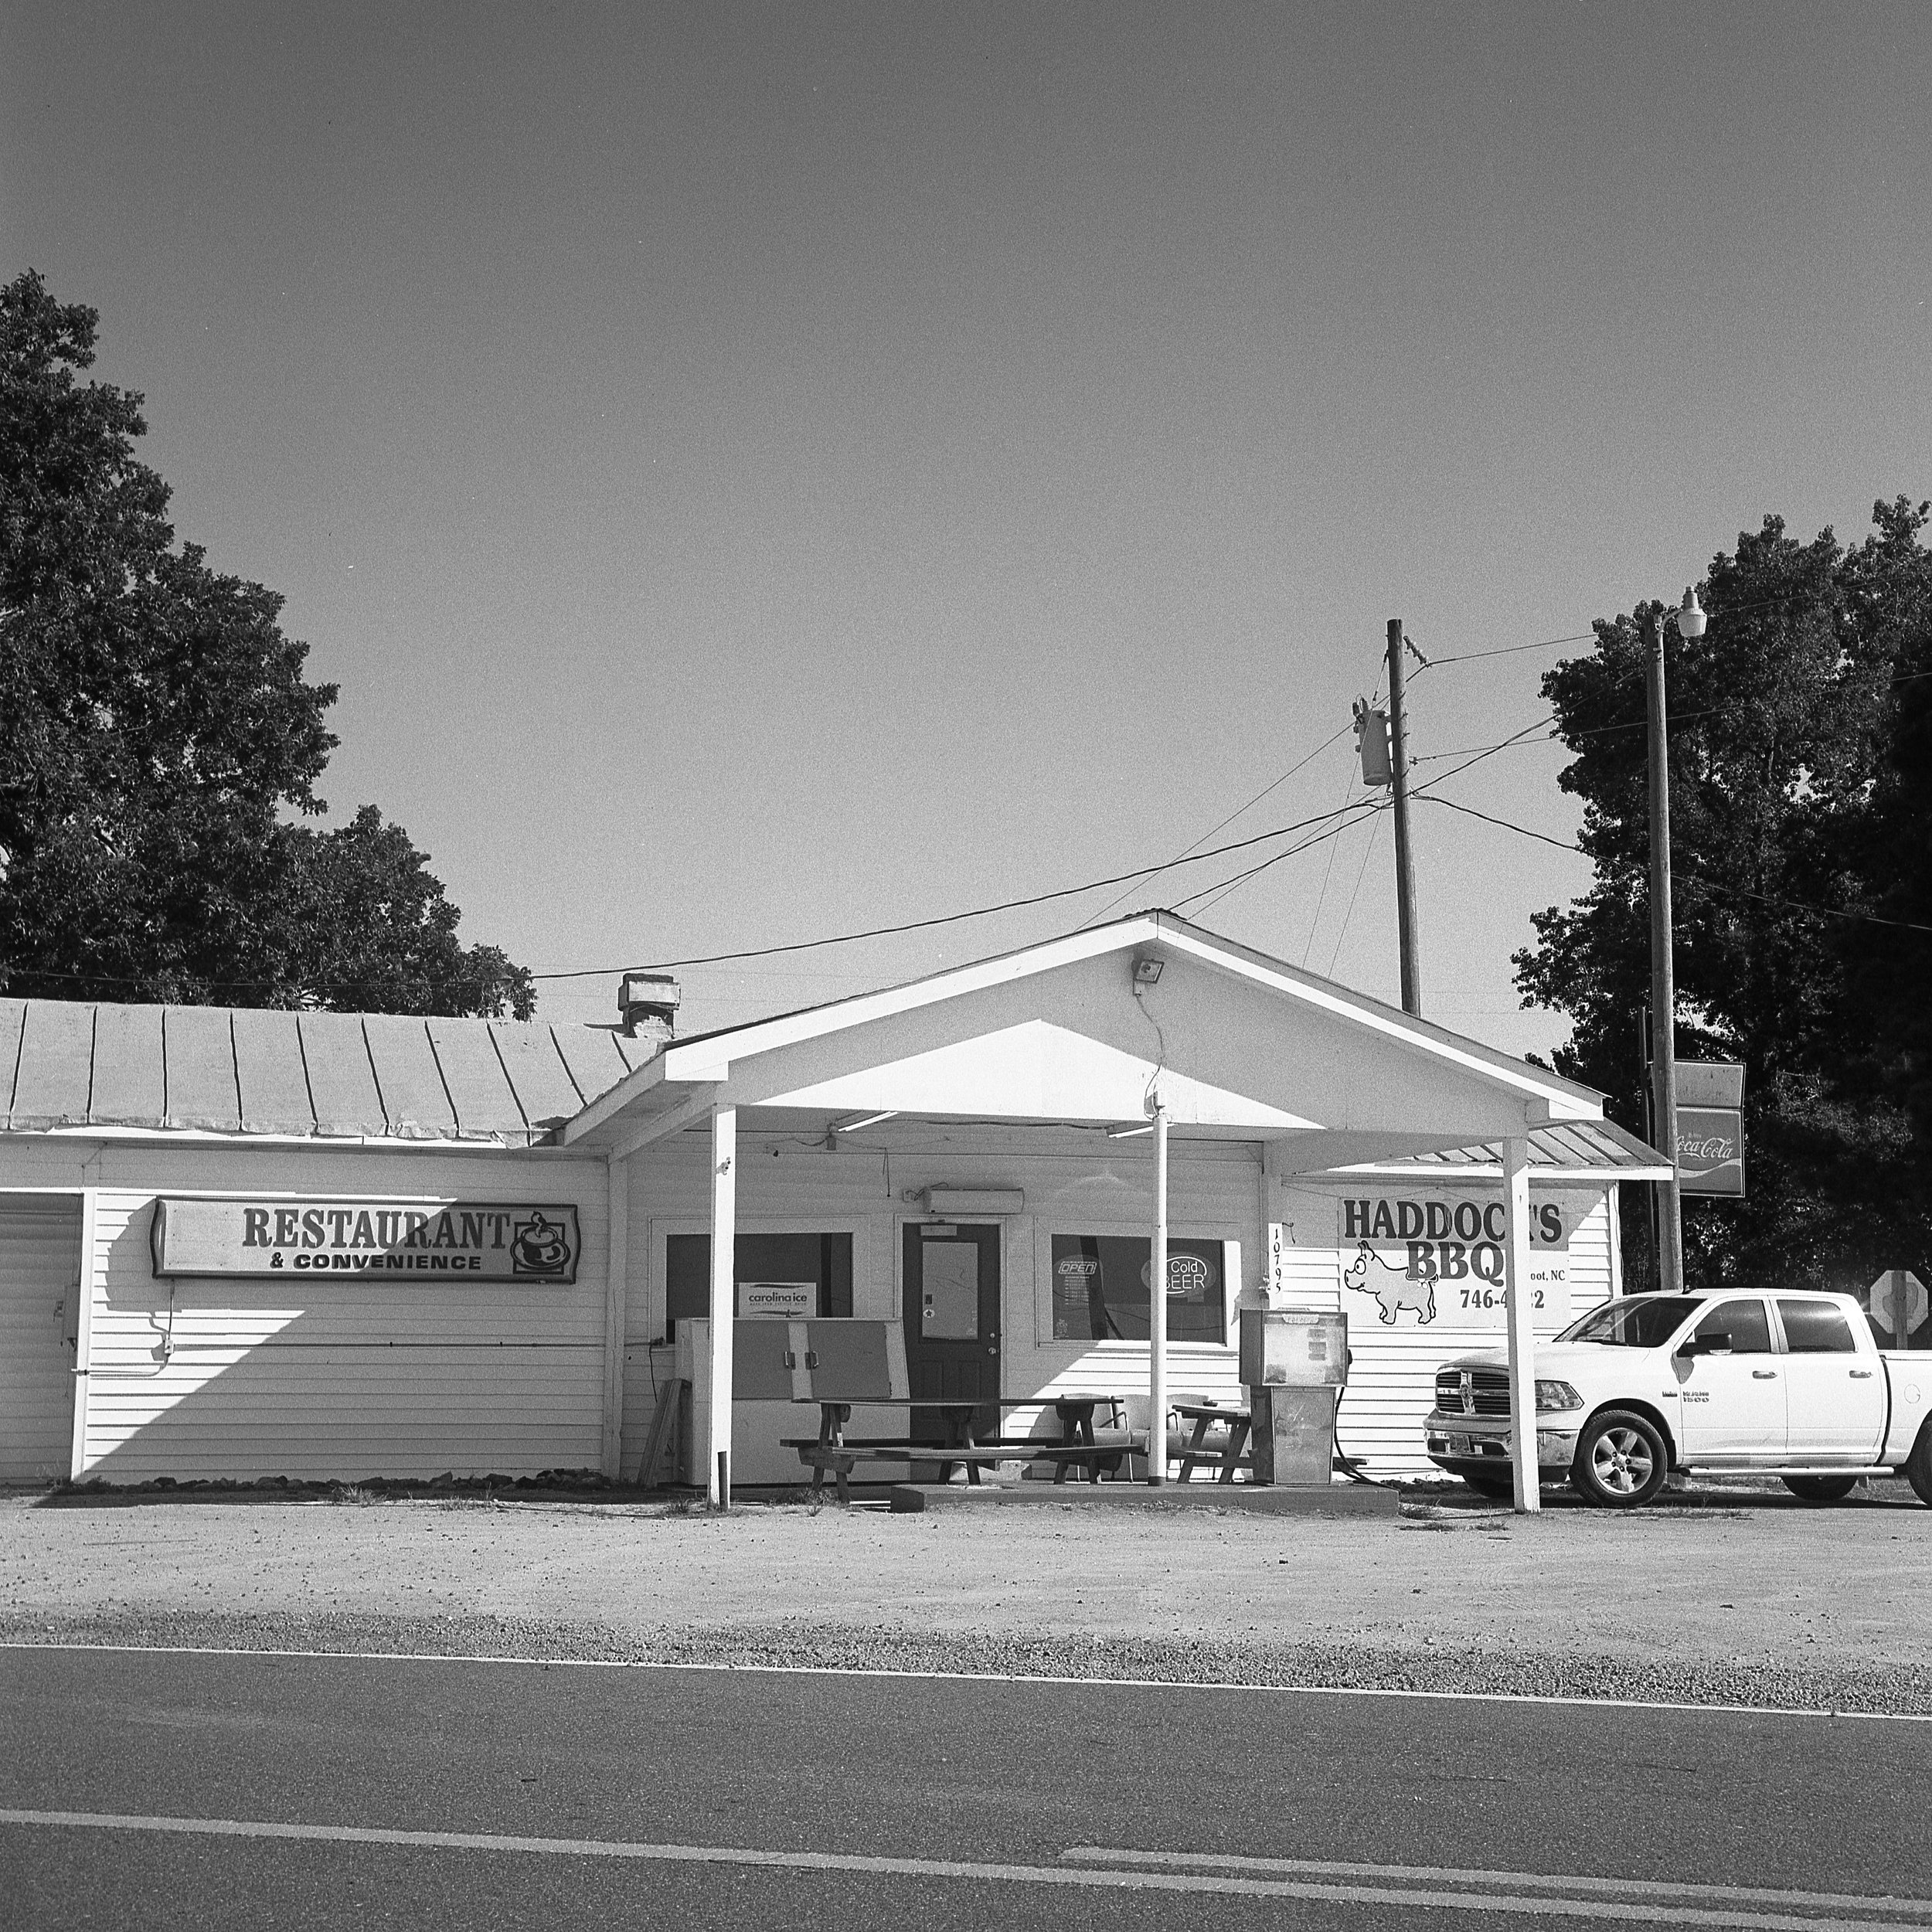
[4,1645,1930,1930]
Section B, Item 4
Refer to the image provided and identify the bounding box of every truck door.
[1774,1298,1888,1463]
[1674,1297,1783,1464]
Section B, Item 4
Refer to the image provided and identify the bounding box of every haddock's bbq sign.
[151,1198,581,1284]
[1338,1191,1574,1329]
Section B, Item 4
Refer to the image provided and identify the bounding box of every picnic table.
[1172,1398,1253,1484]
[786,1393,1145,1505]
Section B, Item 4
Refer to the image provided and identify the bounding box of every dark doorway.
[901,1221,1001,1448]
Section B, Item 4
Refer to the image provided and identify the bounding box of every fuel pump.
[1240,1307,1350,1486]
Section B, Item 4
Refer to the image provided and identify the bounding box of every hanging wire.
[1297,760,1362,954]
[1325,811,1386,978]
[1077,718,1355,929]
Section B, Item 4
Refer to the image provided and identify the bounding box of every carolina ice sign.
[151,1198,582,1283]
[738,1280,815,1319]
[1337,1191,1573,1329]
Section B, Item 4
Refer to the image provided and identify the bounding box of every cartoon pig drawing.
[1342,1240,1437,1325]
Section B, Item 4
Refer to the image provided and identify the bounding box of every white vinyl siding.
[0,1196,82,1484]
[75,1151,607,1481]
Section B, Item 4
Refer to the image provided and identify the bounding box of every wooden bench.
[782,1415,1146,1502]
[736,1321,1147,1503]
[781,1424,1010,1502]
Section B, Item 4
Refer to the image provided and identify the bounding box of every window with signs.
[1049,1234,1226,1343]
[665,1232,854,1338]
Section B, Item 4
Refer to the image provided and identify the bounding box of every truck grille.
[1434,1369,1512,1417]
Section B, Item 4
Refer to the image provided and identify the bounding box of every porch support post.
[600,1152,629,1480]
[707,1104,737,1509]
[69,1187,99,1482]
[1147,1096,1169,1486]
[1502,1134,1540,1513]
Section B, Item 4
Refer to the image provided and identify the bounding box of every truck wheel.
[1906,1427,1932,1509]
[1780,1474,1859,1503]
[1570,1410,1668,1508]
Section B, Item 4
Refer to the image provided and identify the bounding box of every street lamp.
[1643,587,1707,1294]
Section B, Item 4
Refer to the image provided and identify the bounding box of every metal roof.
[0,999,656,1145]
[1318,1119,1671,1179]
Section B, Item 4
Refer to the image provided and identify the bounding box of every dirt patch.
[3,1481,1927,1708]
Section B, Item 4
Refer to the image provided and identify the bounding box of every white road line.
[4,1641,1929,1724]
[0,1809,1920,1932]
[1063,1847,1932,1918]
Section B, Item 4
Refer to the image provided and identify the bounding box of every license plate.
[1450,1435,1475,1456]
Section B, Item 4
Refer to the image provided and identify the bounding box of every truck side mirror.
[1679,1332,1730,1358]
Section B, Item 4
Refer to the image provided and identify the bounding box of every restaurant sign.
[1338,1190,1574,1331]
[151,1198,581,1284]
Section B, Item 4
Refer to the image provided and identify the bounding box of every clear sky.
[4,2,1927,1057]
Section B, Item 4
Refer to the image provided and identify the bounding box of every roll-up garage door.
[0,1197,82,1484]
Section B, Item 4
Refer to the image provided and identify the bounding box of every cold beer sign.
[151,1197,582,1284]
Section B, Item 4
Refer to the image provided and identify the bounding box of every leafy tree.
[1836,501,1932,1182]
[1515,501,1932,1294]
[0,270,532,1018]
[272,806,534,1018]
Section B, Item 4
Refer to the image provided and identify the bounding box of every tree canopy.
[1515,499,1932,1294]
[0,269,533,1018]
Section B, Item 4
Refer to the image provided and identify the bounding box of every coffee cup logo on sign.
[511,1212,573,1277]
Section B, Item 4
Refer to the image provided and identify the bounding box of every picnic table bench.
[785,1394,1145,1504]
[1172,1397,1254,1484]
[740,1316,1145,1505]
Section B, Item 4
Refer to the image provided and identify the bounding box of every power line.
[1406,715,1556,793]
[1414,590,1844,669]
[1417,795,1584,855]
[536,793,1381,980]
[1417,631,1597,667]
[1077,719,1355,929]
[1180,797,1383,920]
[1297,757,1363,958]
[1409,659,1932,769]
[1325,811,1386,978]
[527,643,1930,985]
[1417,794,1932,936]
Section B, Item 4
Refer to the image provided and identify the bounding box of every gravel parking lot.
[5,1477,1930,1713]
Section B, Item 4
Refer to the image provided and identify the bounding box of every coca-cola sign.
[1676,1105,1744,1197]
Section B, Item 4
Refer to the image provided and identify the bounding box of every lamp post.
[1643,587,1707,1295]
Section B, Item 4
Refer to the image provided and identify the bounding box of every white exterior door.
[1776,1298,1887,1462]
[1675,1296,1783,1463]
[0,1197,82,1485]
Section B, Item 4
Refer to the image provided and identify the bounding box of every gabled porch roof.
[554,911,1623,1170]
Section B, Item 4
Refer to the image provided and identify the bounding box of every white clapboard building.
[0,913,1665,1488]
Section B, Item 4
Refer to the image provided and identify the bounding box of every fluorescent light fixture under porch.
[1106,1123,1155,1138]
[920,1186,1026,1216]
[835,1110,899,1132]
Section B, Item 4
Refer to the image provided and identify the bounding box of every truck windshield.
[1559,1297,1706,1347]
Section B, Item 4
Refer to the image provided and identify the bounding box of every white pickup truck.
[1424,1289,1932,1508]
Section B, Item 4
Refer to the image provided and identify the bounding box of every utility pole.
[1643,609,1684,1296]
[1386,618,1423,1016]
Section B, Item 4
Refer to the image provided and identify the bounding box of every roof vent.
[618,973,680,1038]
